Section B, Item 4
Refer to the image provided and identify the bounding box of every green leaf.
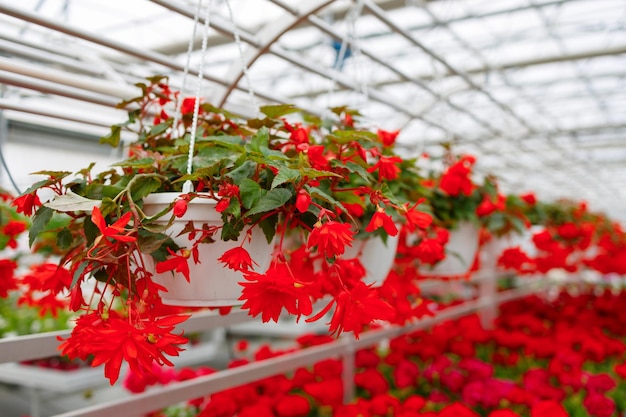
[44,191,101,212]
[259,104,300,119]
[328,129,377,144]
[247,118,279,130]
[100,125,122,147]
[487,213,506,232]
[77,163,96,178]
[92,268,110,284]
[259,146,291,160]
[271,167,300,189]
[20,179,55,195]
[379,182,402,206]
[307,186,349,214]
[259,214,279,244]
[137,230,175,256]
[70,261,89,289]
[99,197,119,217]
[30,170,72,178]
[301,167,342,180]
[248,127,269,153]
[201,135,244,150]
[509,216,527,234]
[150,122,169,136]
[195,146,239,166]
[246,188,293,217]
[334,189,364,205]
[56,228,73,249]
[239,178,266,209]
[221,220,243,241]
[29,207,54,247]
[83,183,125,201]
[130,176,163,201]
[223,198,241,218]
[343,162,371,182]
[113,158,158,169]
[83,214,99,246]
[225,160,256,185]
[145,75,169,85]
[303,113,322,126]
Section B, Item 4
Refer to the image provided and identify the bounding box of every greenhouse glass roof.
[0,0,625,221]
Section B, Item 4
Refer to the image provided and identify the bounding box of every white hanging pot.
[476,230,524,277]
[141,193,274,307]
[493,225,544,267]
[344,234,399,286]
[472,225,544,280]
[418,222,480,277]
[505,225,543,258]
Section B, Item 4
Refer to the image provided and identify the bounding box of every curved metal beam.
[0,56,137,100]
[151,0,454,137]
[0,71,121,108]
[163,0,334,107]
[208,0,334,107]
[0,2,302,111]
[0,3,227,92]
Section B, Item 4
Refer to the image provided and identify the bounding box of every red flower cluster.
[439,155,476,197]
[496,205,626,277]
[132,289,626,417]
[59,310,189,384]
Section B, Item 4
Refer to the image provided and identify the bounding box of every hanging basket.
[141,193,274,307]
[474,225,544,279]
[418,222,480,278]
[345,234,399,286]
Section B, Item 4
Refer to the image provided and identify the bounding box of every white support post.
[476,243,498,330]
[341,338,356,404]
[478,272,497,330]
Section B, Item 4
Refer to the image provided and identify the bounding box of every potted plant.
[469,177,536,279]
[14,76,432,384]
[396,151,483,279]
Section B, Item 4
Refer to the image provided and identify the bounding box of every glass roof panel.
[0,0,625,221]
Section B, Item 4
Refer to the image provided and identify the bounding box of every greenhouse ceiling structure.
[0,0,625,221]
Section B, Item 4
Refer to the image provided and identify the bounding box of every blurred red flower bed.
[127,287,626,417]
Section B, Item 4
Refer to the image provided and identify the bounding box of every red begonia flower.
[307,221,355,258]
[58,311,189,385]
[156,248,191,282]
[0,259,17,298]
[365,208,398,236]
[11,193,42,216]
[239,263,312,323]
[367,155,402,181]
[92,207,136,244]
[218,246,256,272]
[377,129,399,147]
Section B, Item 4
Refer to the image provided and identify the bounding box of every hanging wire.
[223,0,259,112]
[183,0,214,194]
[324,0,367,120]
[325,30,350,112]
[171,0,204,139]
[0,112,21,194]
[347,0,369,108]
[0,90,21,194]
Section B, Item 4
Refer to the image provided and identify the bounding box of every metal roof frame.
[0,0,625,220]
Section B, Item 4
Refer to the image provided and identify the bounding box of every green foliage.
[0,293,73,337]
[427,188,481,227]
[29,206,53,247]
[259,104,301,119]
[246,188,293,217]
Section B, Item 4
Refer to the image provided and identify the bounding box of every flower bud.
[173,198,188,218]
[296,190,311,213]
